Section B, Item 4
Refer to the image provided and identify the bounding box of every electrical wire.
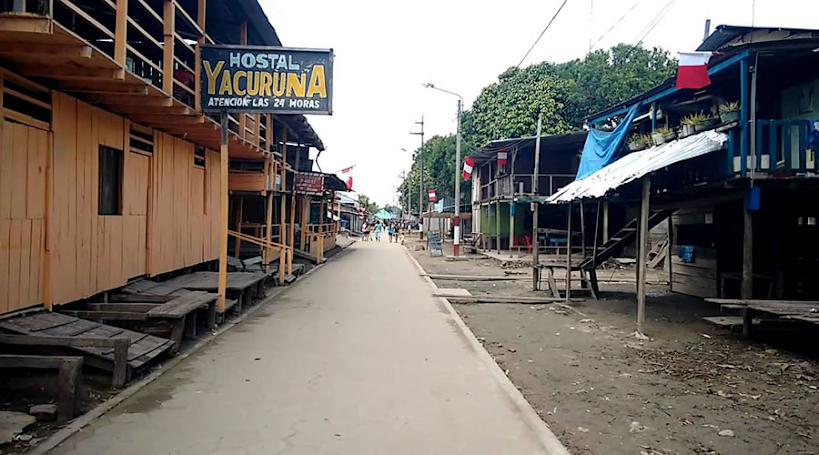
[517,0,570,68]
[631,0,676,46]
[589,0,644,51]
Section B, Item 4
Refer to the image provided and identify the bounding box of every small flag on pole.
[463,156,475,180]
[339,166,354,190]
[675,52,714,89]
[497,150,508,166]
[428,189,437,202]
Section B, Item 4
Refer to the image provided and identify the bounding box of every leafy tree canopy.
[399,44,676,208]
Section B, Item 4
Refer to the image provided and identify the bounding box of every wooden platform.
[122,272,265,296]
[0,312,174,371]
[706,299,819,337]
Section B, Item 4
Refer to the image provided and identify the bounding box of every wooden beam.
[0,44,91,58]
[129,114,205,124]
[741,204,754,299]
[565,203,572,302]
[115,0,128,64]
[57,81,149,95]
[233,196,243,259]
[106,105,191,115]
[84,94,172,106]
[217,120,229,312]
[17,65,124,80]
[636,177,651,334]
[289,192,296,273]
[163,0,175,94]
[0,16,52,34]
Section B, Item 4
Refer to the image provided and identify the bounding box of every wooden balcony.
[479,173,575,202]
[0,0,270,158]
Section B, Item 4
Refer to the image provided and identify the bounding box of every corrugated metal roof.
[471,131,587,165]
[546,130,728,204]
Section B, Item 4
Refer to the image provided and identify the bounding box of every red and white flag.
[339,166,354,190]
[497,150,508,166]
[675,52,714,89]
[428,189,437,202]
[463,156,475,180]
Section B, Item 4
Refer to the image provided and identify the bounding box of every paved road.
[52,241,557,454]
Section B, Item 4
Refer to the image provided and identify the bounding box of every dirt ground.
[407,236,819,455]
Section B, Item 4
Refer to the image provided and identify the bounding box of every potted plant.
[628,133,649,151]
[695,115,719,132]
[651,127,676,146]
[680,112,705,137]
[719,101,741,123]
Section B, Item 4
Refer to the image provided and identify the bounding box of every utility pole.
[453,98,462,256]
[531,114,542,291]
[423,83,465,255]
[411,115,425,239]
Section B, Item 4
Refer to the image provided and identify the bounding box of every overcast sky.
[263,0,818,207]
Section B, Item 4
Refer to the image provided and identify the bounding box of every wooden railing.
[479,174,576,201]
[736,119,819,174]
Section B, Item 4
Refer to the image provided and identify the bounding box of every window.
[194,145,206,168]
[98,145,123,215]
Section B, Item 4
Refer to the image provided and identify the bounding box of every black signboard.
[200,45,333,115]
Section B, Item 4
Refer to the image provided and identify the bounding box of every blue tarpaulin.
[575,104,640,180]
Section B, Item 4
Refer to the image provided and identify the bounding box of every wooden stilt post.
[636,177,651,334]
[217,113,229,312]
[590,200,601,298]
[278,128,288,283]
[288,192,296,274]
[509,201,515,258]
[495,200,501,254]
[603,201,609,243]
[565,203,572,302]
[580,201,586,261]
[233,197,243,259]
[300,197,308,251]
[741,204,753,299]
[263,156,273,270]
[531,114,542,291]
[318,197,326,261]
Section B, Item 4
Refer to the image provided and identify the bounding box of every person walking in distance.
[374,222,382,242]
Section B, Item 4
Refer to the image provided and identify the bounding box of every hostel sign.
[200,45,333,114]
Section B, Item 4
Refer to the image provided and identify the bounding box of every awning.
[547,130,728,204]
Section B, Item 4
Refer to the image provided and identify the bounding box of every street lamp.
[424,82,464,256]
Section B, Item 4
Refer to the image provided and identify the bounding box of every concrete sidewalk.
[51,241,562,454]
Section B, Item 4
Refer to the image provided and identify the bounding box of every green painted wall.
[479,202,528,236]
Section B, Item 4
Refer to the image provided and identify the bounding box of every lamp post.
[424,83,463,256]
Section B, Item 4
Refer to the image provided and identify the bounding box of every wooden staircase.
[579,209,676,270]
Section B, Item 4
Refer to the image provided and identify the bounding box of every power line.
[517,0,570,68]
[631,0,676,46]
[589,0,644,50]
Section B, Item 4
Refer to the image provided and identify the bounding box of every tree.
[399,44,677,209]
[356,194,379,215]
[398,134,473,214]
[469,65,571,147]
[552,44,676,129]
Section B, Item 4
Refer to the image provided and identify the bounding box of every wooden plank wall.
[44,92,221,308]
[0,120,48,314]
[670,207,718,299]
[148,131,220,276]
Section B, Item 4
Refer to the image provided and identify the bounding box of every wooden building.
[0,0,325,316]
[550,25,819,303]
[469,132,587,255]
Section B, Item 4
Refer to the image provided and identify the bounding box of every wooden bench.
[536,262,599,300]
[0,313,173,377]
[0,335,130,388]
[65,291,218,353]
[0,354,82,421]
